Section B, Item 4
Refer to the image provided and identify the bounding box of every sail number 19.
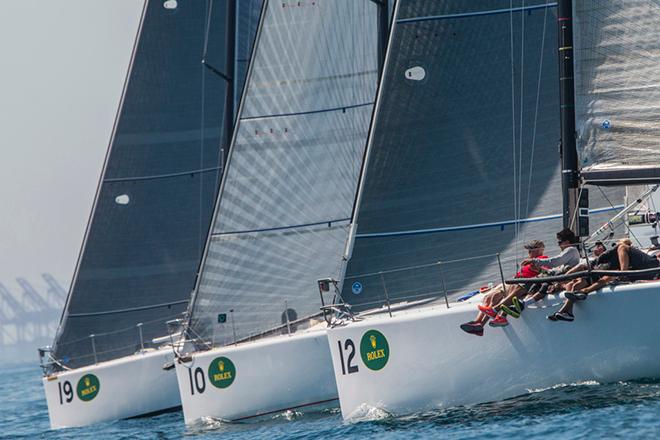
[58,380,73,404]
[337,339,359,375]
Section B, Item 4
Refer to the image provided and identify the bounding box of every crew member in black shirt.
[548,239,660,322]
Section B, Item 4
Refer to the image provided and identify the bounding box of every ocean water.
[2,363,660,439]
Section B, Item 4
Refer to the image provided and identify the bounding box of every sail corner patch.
[76,374,100,401]
[405,66,426,81]
[360,329,389,371]
[208,356,236,389]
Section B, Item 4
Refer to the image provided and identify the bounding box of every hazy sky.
[0,0,144,286]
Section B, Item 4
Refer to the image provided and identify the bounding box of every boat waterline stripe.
[68,299,188,317]
[356,206,623,239]
[104,166,222,183]
[213,218,351,237]
[397,3,558,24]
[240,102,374,122]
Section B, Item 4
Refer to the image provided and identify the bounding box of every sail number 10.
[188,367,206,395]
[337,339,359,375]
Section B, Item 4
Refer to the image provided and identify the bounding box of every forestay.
[341,0,620,311]
[573,1,660,184]
[187,0,380,347]
[51,0,241,370]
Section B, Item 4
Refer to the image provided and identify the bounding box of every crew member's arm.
[566,262,587,274]
[531,247,577,268]
[618,244,631,271]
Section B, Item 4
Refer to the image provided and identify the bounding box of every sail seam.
[212,218,351,237]
[241,102,374,121]
[356,206,623,238]
[104,166,222,183]
[397,3,558,24]
[67,299,188,318]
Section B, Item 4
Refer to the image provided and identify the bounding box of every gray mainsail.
[51,0,254,370]
[574,0,660,185]
[187,0,380,347]
[341,1,621,310]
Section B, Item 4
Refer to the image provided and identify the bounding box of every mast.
[557,0,580,235]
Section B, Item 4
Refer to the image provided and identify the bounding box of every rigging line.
[202,0,214,62]
[56,312,185,346]
[67,300,189,318]
[199,1,210,258]
[599,185,634,240]
[509,0,520,264]
[396,3,558,24]
[518,0,526,247]
[344,254,499,280]
[628,224,644,248]
[524,0,550,223]
[203,62,231,82]
[104,166,222,183]
[650,186,658,212]
[597,185,617,209]
[355,205,623,238]
[569,185,584,231]
[240,102,375,122]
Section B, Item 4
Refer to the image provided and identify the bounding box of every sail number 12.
[337,339,359,375]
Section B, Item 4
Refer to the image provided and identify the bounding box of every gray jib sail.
[341,1,622,310]
[573,1,660,185]
[51,0,249,370]
[188,0,380,347]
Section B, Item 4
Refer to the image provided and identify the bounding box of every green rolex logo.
[76,374,100,401]
[208,356,236,389]
[360,329,389,371]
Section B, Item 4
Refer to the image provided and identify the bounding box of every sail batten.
[241,101,374,122]
[212,218,351,237]
[66,299,189,318]
[397,2,558,23]
[103,166,223,183]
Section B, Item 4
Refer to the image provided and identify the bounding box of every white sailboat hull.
[43,347,180,429]
[175,329,338,424]
[327,282,660,419]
